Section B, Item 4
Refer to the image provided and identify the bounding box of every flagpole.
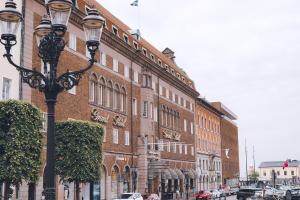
[245,139,248,185]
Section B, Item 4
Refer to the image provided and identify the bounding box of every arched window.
[120,87,126,113]
[98,77,106,106]
[106,81,113,108]
[113,84,120,110]
[89,74,97,103]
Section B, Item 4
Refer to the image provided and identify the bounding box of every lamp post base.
[44,187,56,200]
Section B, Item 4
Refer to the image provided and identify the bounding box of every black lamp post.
[0,0,105,199]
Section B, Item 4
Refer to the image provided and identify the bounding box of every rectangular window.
[191,146,194,156]
[167,142,171,152]
[69,32,76,50]
[132,98,137,115]
[125,131,130,146]
[159,85,162,96]
[184,119,187,132]
[183,99,187,108]
[165,88,169,99]
[123,34,129,44]
[172,93,175,102]
[41,112,47,132]
[284,171,287,176]
[142,47,147,57]
[101,52,106,66]
[102,127,106,142]
[153,107,158,122]
[124,65,129,78]
[150,53,155,62]
[134,71,139,83]
[112,25,119,37]
[2,77,11,100]
[185,144,188,155]
[191,122,194,134]
[113,59,119,72]
[149,103,153,119]
[191,103,194,111]
[178,96,181,105]
[158,59,162,67]
[171,69,175,76]
[165,64,169,72]
[143,101,148,117]
[133,41,138,50]
[173,143,177,153]
[291,171,295,176]
[113,129,118,144]
[179,144,182,154]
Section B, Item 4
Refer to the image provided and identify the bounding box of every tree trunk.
[75,181,80,200]
[3,182,11,200]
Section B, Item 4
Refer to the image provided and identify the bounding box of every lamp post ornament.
[0,0,105,199]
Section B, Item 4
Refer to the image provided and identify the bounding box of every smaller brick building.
[211,102,240,187]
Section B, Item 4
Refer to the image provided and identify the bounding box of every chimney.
[162,48,176,63]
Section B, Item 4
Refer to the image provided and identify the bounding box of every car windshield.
[120,194,133,198]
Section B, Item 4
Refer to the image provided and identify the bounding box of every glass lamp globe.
[0,0,23,41]
[83,7,105,50]
[34,15,51,46]
[46,0,72,36]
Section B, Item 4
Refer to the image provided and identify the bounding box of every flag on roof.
[130,0,139,6]
[283,159,289,169]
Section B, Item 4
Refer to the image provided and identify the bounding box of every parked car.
[147,194,160,200]
[264,186,285,200]
[195,190,212,200]
[210,189,222,198]
[236,187,263,200]
[275,185,300,200]
[229,187,239,195]
[115,193,143,200]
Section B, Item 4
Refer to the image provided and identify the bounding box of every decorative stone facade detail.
[91,109,109,124]
[162,128,181,141]
[113,115,126,128]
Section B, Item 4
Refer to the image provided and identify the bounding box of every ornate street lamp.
[0,0,105,199]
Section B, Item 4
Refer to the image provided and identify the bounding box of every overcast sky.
[97,0,300,178]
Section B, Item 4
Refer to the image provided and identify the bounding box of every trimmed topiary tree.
[55,120,104,200]
[0,100,43,199]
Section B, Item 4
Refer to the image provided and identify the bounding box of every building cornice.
[34,0,199,98]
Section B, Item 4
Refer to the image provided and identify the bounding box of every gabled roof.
[83,0,195,89]
[259,160,300,168]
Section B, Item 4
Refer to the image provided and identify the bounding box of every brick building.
[195,98,223,191]
[211,102,240,187]
[15,0,199,199]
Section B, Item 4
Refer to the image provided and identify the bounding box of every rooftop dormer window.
[171,69,175,76]
[112,25,119,37]
[165,64,169,72]
[150,53,155,63]
[133,41,138,50]
[177,73,181,79]
[182,77,185,83]
[158,59,162,67]
[123,34,129,45]
[142,47,147,57]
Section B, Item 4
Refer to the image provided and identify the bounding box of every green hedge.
[55,120,104,183]
[0,100,43,185]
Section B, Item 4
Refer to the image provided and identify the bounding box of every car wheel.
[286,191,292,200]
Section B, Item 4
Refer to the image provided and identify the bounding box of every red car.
[195,191,212,200]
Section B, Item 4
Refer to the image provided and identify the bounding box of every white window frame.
[113,59,119,72]
[142,47,147,57]
[183,99,187,108]
[132,98,137,115]
[179,143,182,154]
[123,33,129,45]
[143,101,148,117]
[101,52,106,66]
[185,144,188,155]
[125,131,130,146]
[167,142,171,152]
[133,41,138,50]
[112,25,119,37]
[171,69,175,76]
[124,65,129,78]
[184,119,187,132]
[113,129,119,144]
[150,53,155,62]
[173,143,177,153]
[133,71,139,83]
[191,146,194,156]
[69,32,76,51]
[2,77,11,100]
[153,106,158,122]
